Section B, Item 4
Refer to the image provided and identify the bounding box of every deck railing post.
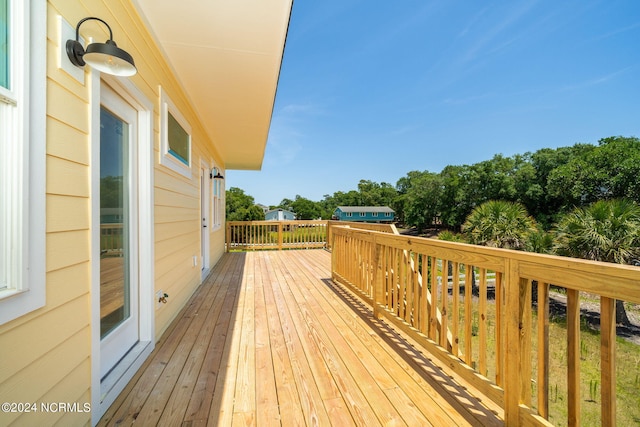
[372,240,383,318]
[567,289,581,426]
[225,222,230,252]
[504,258,521,426]
[277,221,283,250]
[600,296,616,426]
[519,278,533,407]
[537,282,550,419]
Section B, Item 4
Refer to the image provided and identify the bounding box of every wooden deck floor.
[99,250,503,426]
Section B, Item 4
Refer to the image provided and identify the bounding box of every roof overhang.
[133,0,293,170]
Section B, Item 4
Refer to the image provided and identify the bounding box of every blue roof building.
[332,206,395,222]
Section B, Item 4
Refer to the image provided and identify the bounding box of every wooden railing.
[226,220,328,251]
[100,223,123,255]
[226,220,399,251]
[330,225,640,426]
[326,220,397,251]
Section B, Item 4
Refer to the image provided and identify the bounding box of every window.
[1,0,8,90]
[160,89,192,178]
[168,113,189,165]
[385,212,392,217]
[211,167,223,230]
[372,212,378,217]
[360,212,366,217]
[0,0,46,325]
[345,212,352,217]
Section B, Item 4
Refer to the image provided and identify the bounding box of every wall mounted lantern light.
[66,17,137,77]
[210,167,224,180]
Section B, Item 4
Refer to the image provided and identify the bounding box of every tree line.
[226,136,640,323]
[228,136,640,228]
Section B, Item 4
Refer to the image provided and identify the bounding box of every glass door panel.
[100,106,130,339]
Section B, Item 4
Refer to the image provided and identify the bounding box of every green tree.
[528,144,593,225]
[555,199,640,324]
[555,199,640,264]
[402,172,443,231]
[525,226,554,254]
[467,155,519,203]
[547,137,640,209]
[463,200,536,250]
[277,198,294,212]
[395,171,426,225]
[438,165,472,229]
[291,195,320,220]
[100,176,124,209]
[226,187,264,221]
[437,230,465,243]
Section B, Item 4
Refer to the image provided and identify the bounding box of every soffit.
[133,0,292,170]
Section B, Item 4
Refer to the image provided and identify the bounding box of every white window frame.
[360,212,366,217]
[345,212,352,217]
[91,74,155,423]
[0,0,46,325]
[211,166,223,231]
[159,88,192,178]
[372,212,378,217]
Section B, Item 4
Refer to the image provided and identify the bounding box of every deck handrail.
[225,219,398,251]
[226,220,328,251]
[100,223,123,255]
[330,225,640,426]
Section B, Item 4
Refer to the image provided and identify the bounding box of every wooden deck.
[99,250,502,426]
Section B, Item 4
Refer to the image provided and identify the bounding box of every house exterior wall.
[265,209,296,220]
[0,1,227,425]
[333,208,395,222]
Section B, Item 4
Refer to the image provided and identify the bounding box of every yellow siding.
[210,229,227,264]
[0,0,228,424]
[46,117,89,165]
[46,194,90,232]
[2,330,90,426]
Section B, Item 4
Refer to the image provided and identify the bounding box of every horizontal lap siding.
[0,2,93,425]
[0,0,227,425]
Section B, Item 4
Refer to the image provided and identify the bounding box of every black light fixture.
[210,167,224,180]
[66,17,137,77]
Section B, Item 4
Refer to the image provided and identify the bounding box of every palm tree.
[555,199,640,325]
[463,200,537,250]
[526,226,555,254]
[462,201,537,297]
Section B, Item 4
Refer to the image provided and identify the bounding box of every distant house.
[100,208,123,224]
[256,204,270,214]
[265,208,296,221]
[333,206,395,222]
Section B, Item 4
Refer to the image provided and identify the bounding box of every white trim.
[90,74,154,425]
[200,161,211,280]
[0,0,46,325]
[56,16,84,84]
[159,87,192,178]
[99,85,140,377]
[211,165,224,231]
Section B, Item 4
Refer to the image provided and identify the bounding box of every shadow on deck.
[99,250,502,426]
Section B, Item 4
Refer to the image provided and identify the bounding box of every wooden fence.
[100,223,123,256]
[225,220,398,251]
[330,225,640,426]
[226,220,328,251]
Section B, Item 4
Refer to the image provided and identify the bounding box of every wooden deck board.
[265,253,334,426]
[99,250,503,426]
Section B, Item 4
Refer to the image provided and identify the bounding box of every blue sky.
[227,0,640,207]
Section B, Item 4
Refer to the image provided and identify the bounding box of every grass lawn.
[540,309,640,426]
[446,288,640,426]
